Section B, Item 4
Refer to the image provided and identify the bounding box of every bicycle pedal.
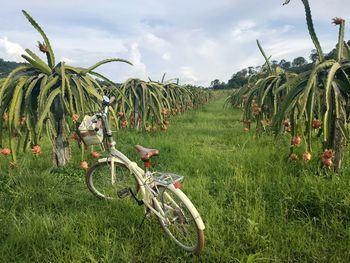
[117,188,130,199]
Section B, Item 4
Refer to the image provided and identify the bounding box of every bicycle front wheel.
[154,185,204,255]
[86,161,138,200]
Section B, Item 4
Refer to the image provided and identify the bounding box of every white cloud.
[144,33,166,48]
[273,0,350,23]
[162,53,171,61]
[129,42,147,79]
[281,24,294,33]
[0,37,25,62]
[179,66,198,82]
[61,56,74,63]
[231,20,260,41]
[266,39,314,59]
[197,40,218,59]
[237,57,261,70]
[49,26,128,55]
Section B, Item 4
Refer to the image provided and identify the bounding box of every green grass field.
[1,96,350,262]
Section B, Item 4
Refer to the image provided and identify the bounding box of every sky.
[0,0,349,86]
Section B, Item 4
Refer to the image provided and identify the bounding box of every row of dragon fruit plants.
[225,0,350,171]
[0,10,213,168]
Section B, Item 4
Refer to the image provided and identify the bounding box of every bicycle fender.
[170,185,205,230]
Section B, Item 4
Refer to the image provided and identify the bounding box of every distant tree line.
[210,46,345,90]
[0,58,24,77]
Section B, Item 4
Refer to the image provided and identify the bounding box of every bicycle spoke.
[155,186,202,252]
[86,162,137,200]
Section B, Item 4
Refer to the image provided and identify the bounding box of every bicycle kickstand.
[139,209,152,228]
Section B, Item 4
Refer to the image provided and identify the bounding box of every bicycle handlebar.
[109,96,116,105]
[102,96,116,107]
[102,95,116,115]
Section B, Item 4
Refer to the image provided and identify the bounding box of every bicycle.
[81,96,205,255]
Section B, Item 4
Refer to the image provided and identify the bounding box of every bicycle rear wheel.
[154,185,204,255]
[86,161,138,200]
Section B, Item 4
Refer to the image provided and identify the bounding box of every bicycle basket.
[78,115,104,146]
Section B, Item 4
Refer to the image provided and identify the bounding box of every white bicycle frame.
[94,97,204,230]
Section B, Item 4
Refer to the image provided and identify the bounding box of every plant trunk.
[133,96,140,130]
[52,117,71,167]
[331,84,345,172]
[333,121,343,171]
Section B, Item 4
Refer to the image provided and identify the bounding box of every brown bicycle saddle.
[135,145,159,161]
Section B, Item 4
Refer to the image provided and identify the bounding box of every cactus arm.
[283,0,324,61]
[336,20,345,61]
[301,0,324,61]
[80,58,132,75]
[256,40,272,74]
[22,10,55,68]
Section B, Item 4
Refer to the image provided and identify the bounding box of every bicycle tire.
[86,161,138,200]
[154,185,204,255]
